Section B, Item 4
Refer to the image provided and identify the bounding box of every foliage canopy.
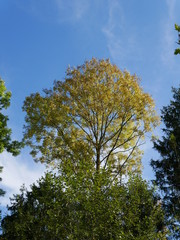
[1,172,167,240]
[23,58,159,179]
[0,78,22,222]
[1,61,168,239]
[0,79,22,156]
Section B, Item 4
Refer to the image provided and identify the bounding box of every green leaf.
[175,24,180,31]
[174,48,180,55]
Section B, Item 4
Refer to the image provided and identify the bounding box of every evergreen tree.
[0,173,167,240]
[151,87,180,238]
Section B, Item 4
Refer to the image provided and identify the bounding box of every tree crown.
[23,58,159,178]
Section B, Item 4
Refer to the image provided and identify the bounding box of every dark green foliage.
[1,174,68,240]
[0,79,22,156]
[0,167,5,197]
[151,87,180,238]
[0,166,5,223]
[1,172,167,239]
[0,78,23,223]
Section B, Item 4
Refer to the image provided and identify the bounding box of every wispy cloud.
[55,0,90,23]
[16,0,90,24]
[161,0,176,66]
[102,0,124,62]
[102,0,140,68]
[0,152,46,207]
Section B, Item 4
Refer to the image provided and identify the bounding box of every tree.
[1,173,69,240]
[0,79,22,156]
[0,167,5,199]
[0,78,22,220]
[0,172,167,239]
[174,24,180,55]
[1,60,167,238]
[151,87,180,238]
[23,58,159,178]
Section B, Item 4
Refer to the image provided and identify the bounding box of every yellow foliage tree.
[23,58,159,178]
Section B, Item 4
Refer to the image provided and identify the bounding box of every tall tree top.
[23,58,159,178]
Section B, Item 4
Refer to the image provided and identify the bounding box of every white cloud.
[0,151,46,207]
[102,0,141,67]
[161,0,176,66]
[167,0,176,19]
[102,0,124,62]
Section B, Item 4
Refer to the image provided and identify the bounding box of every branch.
[102,113,136,168]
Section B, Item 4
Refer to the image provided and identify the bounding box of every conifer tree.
[151,87,180,238]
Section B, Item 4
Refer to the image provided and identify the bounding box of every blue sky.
[0,0,180,208]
